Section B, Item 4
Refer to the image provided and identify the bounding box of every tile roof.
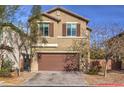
[47,7,89,23]
[28,13,61,22]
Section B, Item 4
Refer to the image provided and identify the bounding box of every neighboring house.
[107,32,124,70]
[0,23,29,71]
[29,7,91,71]
[0,23,22,70]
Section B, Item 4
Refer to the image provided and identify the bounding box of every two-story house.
[29,7,91,72]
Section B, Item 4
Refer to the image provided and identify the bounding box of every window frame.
[66,23,77,36]
[39,22,50,37]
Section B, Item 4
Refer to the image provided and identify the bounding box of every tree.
[31,5,41,16]
[17,21,31,71]
[67,30,90,72]
[102,25,124,77]
[29,5,48,71]
[91,23,124,77]
[90,40,105,59]
[0,5,20,24]
[30,5,42,44]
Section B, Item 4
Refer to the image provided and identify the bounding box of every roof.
[117,32,124,37]
[87,26,92,32]
[0,23,27,37]
[1,23,22,33]
[111,32,124,39]
[47,7,89,23]
[107,31,124,43]
[28,13,61,22]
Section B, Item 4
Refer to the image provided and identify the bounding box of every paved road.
[23,71,87,86]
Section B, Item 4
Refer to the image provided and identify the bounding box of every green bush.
[2,59,13,71]
[0,68,11,77]
[86,68,98,75]
[86,66,101,75]
[0,59,14,77]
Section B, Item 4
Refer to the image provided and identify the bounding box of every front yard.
[84,70,124,86]
[0,72,34,86]
[1,70,124,86]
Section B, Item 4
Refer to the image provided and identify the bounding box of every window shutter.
[77,24,80,36]
[49,23,54,37]
[62,23,66,36]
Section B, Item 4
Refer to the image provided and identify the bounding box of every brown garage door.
[38,53,79,71]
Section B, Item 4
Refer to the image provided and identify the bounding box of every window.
[66,24,77,36]
[40,23,49,36]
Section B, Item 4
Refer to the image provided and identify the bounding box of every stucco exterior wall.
[30,10,89,52]
[48,10,87,35]
[29,8,90,71]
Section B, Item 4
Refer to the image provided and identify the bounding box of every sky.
[16,5,124,27]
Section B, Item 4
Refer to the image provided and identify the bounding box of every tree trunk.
[104,61,108,78]
[18,50,21,76]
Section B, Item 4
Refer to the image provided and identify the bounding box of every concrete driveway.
[23,71,87,86]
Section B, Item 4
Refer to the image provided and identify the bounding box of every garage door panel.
[38,53,79,71]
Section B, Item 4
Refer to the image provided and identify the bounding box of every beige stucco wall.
[48,10,87,37]
[30,10,89,52]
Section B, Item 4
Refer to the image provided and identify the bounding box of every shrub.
[86,64,102,75]
[86,67,99,75]
[0,68,11,77]
[2,60,13,70]
[0,59,14,77]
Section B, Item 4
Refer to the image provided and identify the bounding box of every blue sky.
[16,5,124,28]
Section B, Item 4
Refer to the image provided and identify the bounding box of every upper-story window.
[66,24,77,36]
[39,22,54,37]
[63,23,80,37]
[40,23,49,36]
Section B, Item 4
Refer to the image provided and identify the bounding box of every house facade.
[29,7,91,72]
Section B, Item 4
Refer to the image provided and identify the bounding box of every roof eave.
[47,7,89,23]
[28,13,61,23]
[87,27,92,32]
[1,23,22,33]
